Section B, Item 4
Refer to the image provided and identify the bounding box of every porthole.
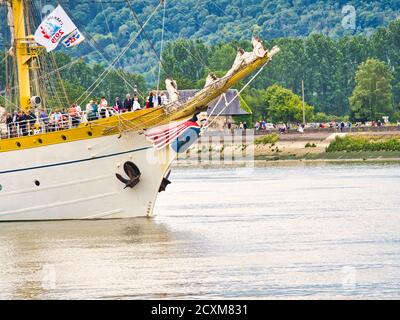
[34,180,40,187]
[37,138,43,144]
[16,142,21,147]
[61,135,67,141]
[87,131,93,136]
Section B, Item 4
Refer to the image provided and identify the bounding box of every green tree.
[265,84,314,123]
[161,39,210,89]
[349,58,393,121]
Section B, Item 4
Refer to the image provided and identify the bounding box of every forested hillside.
[1,0,400,119]
[63,0,400,81]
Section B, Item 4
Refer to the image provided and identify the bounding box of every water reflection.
[0,218,173,299]
[1,164,400,299]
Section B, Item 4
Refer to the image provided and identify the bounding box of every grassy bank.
[327,135,400,152]
[255,151,400,161]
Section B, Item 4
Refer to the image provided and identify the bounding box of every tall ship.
[0,0,279,221]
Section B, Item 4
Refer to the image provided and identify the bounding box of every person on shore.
[347,121,352,130]
[340,121,345,132]
[261,120,266,130]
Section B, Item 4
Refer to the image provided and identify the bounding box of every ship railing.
[0,113,89,139]
[0,107,142,140]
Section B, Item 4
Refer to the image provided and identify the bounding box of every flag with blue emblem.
[63,29,85,48]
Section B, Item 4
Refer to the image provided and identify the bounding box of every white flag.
[34,5,77,52]
[63,29,85,48]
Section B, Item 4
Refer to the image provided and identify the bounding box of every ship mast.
[10,0,32,111]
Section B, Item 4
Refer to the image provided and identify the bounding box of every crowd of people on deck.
[0,91,170,138]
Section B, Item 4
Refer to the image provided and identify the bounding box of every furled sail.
[163,37,280,121]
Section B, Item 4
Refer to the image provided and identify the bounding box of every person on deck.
[99,97,108,118]
[160,92,168,105]
[114,97,123,113]
[86,100,94,121]
[28,110,36,133]
[124,94,133,112]
[92,100,99,120]
[132,96,141,111]
[6,112,13,136]
[18,111,28,136]
[146,92,155,109]
[68,104,80,127]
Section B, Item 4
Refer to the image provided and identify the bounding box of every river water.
[0,163,399,299]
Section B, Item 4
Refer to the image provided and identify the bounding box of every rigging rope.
[85,37,146,99]
[201,60,271,133]
[124,0,168,77]
[156,0,167,93]
[76,1,163,106]
[99,0,121,69]
[59,3,146,101]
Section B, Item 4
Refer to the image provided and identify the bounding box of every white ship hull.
[0,132,174,221]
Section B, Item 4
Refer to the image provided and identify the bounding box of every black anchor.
[116,161,141,189]
[159,170,171,192]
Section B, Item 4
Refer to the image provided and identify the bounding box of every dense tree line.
[159,20,400,121]
[1,1,400,121]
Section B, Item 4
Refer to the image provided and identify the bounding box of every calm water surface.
[0,163,400,299]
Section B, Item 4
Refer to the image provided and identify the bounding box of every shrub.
[255,133,279,145]
[327,135,400,152]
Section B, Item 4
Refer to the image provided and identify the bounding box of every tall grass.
[327,135,400,152]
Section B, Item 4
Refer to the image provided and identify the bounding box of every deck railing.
[0,107,123,140]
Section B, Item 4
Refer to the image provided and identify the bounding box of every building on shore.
[168,89,251,129]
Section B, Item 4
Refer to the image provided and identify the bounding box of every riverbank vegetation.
[327,135,400,152]
[255,133,279,145]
